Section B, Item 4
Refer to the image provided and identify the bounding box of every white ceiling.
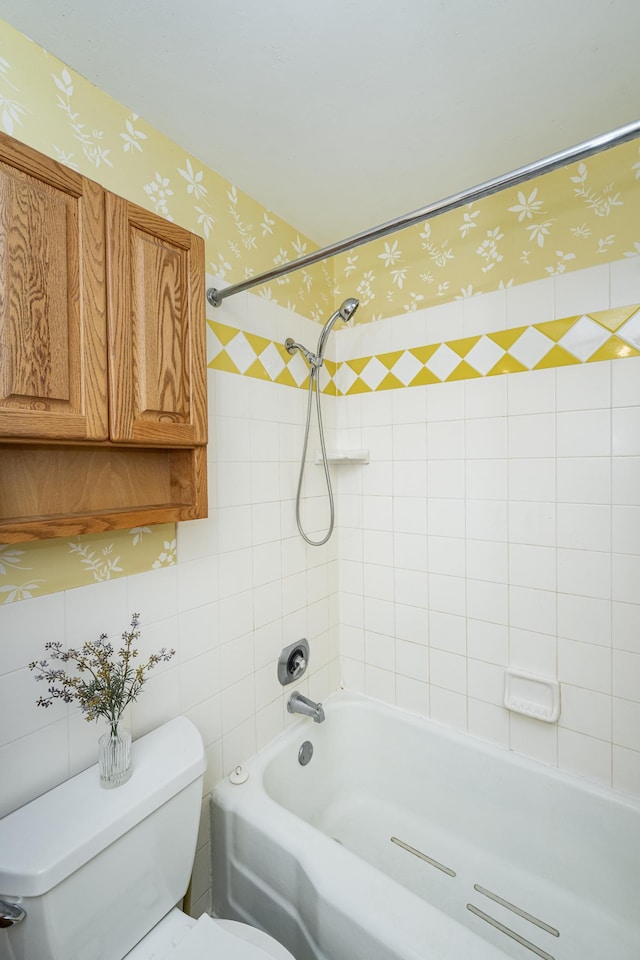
[1,0,639,245]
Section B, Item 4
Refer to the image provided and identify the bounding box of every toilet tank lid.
[0,716,206,898]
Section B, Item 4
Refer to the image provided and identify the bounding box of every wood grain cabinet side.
[0,132,208,542]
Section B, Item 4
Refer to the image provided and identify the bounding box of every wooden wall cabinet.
[0,132,208,543]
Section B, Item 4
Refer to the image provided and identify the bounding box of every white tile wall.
[0,287,341,915]
[336,259,640,798]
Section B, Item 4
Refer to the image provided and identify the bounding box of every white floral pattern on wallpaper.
[5,19,639,325]
[0,23,333,319]
[0,546,43,603]
[53,66,113,169]
[120,113,147,154]
[0,53,26,134]
[152,538,177,569]
[0,526,177,604]
[334,143,640,319]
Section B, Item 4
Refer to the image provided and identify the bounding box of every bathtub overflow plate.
[298,740,313,766]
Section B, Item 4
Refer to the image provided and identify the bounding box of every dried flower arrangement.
[29,613,175,736]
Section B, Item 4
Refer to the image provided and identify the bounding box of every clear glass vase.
[98,726,132,789]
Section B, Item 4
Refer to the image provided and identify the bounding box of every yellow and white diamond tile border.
[208,304,640,395]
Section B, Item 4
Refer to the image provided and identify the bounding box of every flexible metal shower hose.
[294,365,334,546]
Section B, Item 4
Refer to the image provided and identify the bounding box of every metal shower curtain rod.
[206,118,640,307]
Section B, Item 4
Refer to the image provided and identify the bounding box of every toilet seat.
[126,909,295,960]
[216,920,295,960]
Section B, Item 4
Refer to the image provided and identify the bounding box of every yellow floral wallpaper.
[335,141,640,320]
[2,17,639,332]
[0,20,332,318]
[0,527,176,604]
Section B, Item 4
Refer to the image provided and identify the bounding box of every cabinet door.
[0,132,107,440]
[106,194,207,446]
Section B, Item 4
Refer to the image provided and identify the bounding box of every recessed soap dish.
[504,669,560,723]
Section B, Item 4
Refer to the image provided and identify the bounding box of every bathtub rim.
[218,688,640,814]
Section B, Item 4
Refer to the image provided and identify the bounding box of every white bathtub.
[211,692,640,960]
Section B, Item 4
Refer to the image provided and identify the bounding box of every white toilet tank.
[0,717,206,960]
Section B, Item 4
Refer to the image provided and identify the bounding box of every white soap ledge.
[314,449,370,464]
[504,669,560,723]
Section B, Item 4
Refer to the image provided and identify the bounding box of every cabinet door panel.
[106,195,206,445]
[0,132,107,440]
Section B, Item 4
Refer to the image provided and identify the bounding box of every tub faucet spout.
[287,691,325,723]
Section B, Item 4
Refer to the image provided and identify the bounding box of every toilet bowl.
[0,718,295,960]
[125,908,294,959]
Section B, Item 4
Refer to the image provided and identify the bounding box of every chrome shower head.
[316,297,360,362]
[339,297,359,323]
[285,297,359,370]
